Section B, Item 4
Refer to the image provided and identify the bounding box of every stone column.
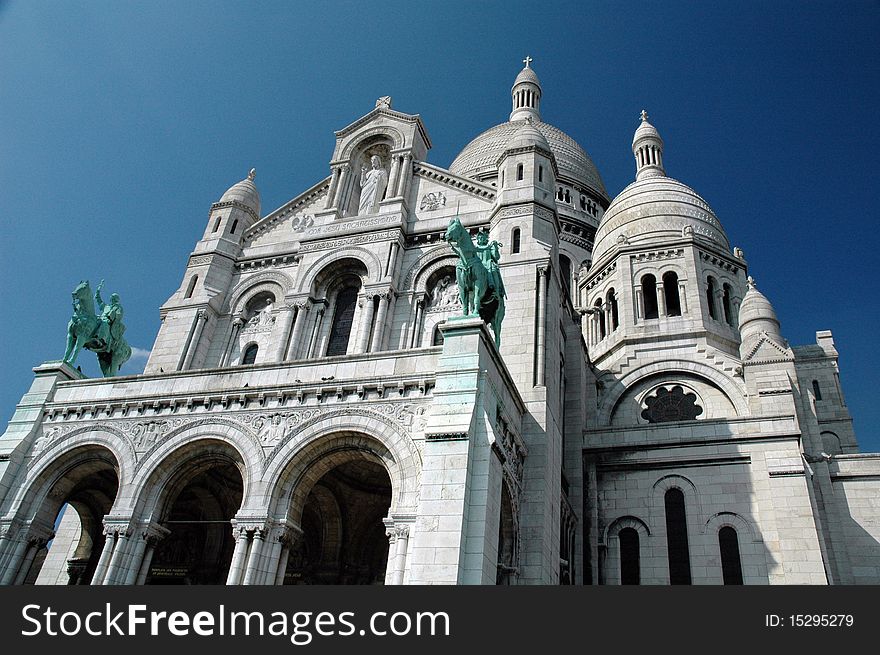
[634,286,644,323]
[285,302,309,360]
[713,287,725,322]
[324,167,340,209]
[386,241,400,277]
[357,295,376,354]
[371,292,391,352]
[387,156,401,199]
[535,266,548,386]
[335,164,350,210]
[337,164,352,215]
[102,527,131,585]
[181,309,208,370]
[0,538,29,585]
[12,541,40,585]
[220,317,244,367]
[242,528,266,585]
[409,296,424,348]
[123,534,148,585]
[396,154,411,198]
[134,538,158,585]
[656,282,667,317]
[392,525,410,585]
[604,302,613,337]
[90,529,116,585]
[126,524,168,585]
[274,304,296,362]
[306,306,325,358]
[384,526,398,586]
[274,544,290,586]
[226,527,250,586]
[678,280,688,314]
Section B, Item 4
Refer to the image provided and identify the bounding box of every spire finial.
[248,168,256,181]
[523,55,533,68]
[640,109,649,122]
[747,275,756,289]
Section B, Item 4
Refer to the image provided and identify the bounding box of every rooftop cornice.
[412,161,497,200]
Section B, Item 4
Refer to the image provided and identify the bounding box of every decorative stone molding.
[210,199,259,222]
[412,163,495,200]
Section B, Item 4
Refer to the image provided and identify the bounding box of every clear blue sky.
[1,1,878,450]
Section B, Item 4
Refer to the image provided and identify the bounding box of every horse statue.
[443,217,507,347]
[62,280,132,377]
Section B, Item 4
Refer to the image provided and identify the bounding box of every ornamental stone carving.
[420,191,446,211]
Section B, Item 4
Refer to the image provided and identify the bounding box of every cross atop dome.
[640,109,649,122]
[523,55,533,68]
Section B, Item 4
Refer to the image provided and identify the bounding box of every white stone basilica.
[1,61,878,585]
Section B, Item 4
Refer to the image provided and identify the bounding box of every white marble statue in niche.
[428,275,461,310]
[358,155,389,215]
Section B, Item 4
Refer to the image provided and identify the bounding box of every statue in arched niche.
[358,155,388,215]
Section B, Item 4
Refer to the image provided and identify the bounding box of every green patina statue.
[443,217,507,347]
[62,279,132,377]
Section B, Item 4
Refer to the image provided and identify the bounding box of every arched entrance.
[3,445,119,585]
[144,442,244,584]
[282,455,392,584]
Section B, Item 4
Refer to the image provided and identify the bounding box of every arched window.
[718,526,744,585]
[184,275,198,299]
[564,189,570,203]
[706,277,718,320]
[516,163,524,181]
[212,216,221,233]
[326,286,358,356]
[538,165,543,182]
[722,283,734,326]
[511,227,521,254]
[432,324,445,346]
[619,527,640,585]
[812,379,822,400]
[607,288,619,331]
[580,196,587,210]
[664,488,691,584]
[230,219,239,235]
[663,271,682,317]
[241,343,258,365]
[595,298,605,339]
[642,274,659,320]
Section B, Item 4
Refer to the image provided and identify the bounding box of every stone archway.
[282,456,392,585]
[0,444,119,585]
[141,441,245,585]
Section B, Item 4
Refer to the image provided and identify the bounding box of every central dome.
[448,62,608,202]
[450,120,609,201]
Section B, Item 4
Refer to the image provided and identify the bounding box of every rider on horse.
[94,279,125,352]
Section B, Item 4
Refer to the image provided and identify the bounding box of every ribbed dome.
[738,277,781,336]
[591,176,729,264]
[220,168,261,216]
[513,66,541,88]
[633,119,662,146]
[450,120,608,200]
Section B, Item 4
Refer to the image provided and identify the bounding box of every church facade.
[1,62,879,585]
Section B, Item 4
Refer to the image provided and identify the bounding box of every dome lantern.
[633,110,665,180]
[510,56,542,122]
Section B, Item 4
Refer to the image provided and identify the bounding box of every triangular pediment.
[743,332,794,363]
